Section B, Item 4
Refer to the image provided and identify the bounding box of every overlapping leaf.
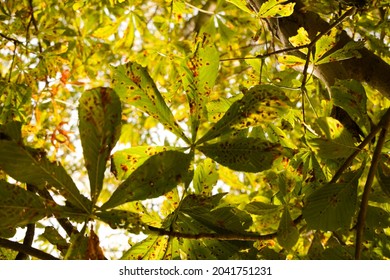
[0,181,47,229]
[78,87,121,202]
[112,61,189,143]
[102,151,192,209]
[331,79,370,135]
[0,140,90,212]
[197,85,292,144]
[198,137,284,173]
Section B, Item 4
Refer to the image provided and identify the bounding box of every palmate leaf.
[112,61,189,144]
[198,137,284,173]
[0,181,47,229]
[102,151,192,209]
[303,182,357,231]
[78,87,121,202]
[0,140,90,212]
[197,85,292,144]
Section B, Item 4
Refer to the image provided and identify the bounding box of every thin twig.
[149,215,303,241]
[148,226,277,241]
[0,238,58,260]
[355,110,390,259]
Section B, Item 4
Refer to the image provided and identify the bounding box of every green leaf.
[0,181,46,229]
[303,182,357,231]
[121,234,169,260]
[179,33,219,141]
[102,151,192,209]
[78,87,121,202]
[245,201,282,215]
[41,226,69,254]
[258,0,295,18]
[316,40,363,64]
[198,85,292,144]
[198,137,283,173]
[0,140,90,212]
[278,54,306,67]
[313,29,337,63]
[331,79,370,135]
[0,121,22,142]
[289,27,310,48]
[112,61,189,144]
[377,156,390,198]
[226,0,254,14]
[193,158,219,195]
[111,146,181,180]
[308,117,356,159]
[277,207,299,250]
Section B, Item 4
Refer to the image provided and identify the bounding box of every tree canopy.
[0,0,389,260]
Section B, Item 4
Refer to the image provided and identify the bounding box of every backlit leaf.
[258,0,295,18]
[0,181,46,229]
[179,33,219,141]
[317,40,363,64]
[308,117,356,159]
[331,79,370,135]
[193,158,219,195]
[303,182,357,230]
[121,234,169,260]
[112,62,189,144]
[197,85,292,144]
[102,151,192,209]
[0,140,90,212]
[78,87,121,202]
[277,207,299,250]
[198,137,283,173]
[111,146,180,180]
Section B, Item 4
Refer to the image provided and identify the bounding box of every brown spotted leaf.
[111,146,182,181]
[179,33,219,141]
[102,151,192,209]
[112,62,189,144]
[198,137,283,173]
[197,85,292,144]
[0,180,47,229]
[78,87,121,202]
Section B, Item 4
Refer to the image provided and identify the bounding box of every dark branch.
[0,238,59,260]
[355,109,390,259]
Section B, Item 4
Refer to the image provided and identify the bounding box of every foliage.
[0,0,389,260]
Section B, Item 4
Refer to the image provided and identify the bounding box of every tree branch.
[355,109,390,259]
[0,238,59,260]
